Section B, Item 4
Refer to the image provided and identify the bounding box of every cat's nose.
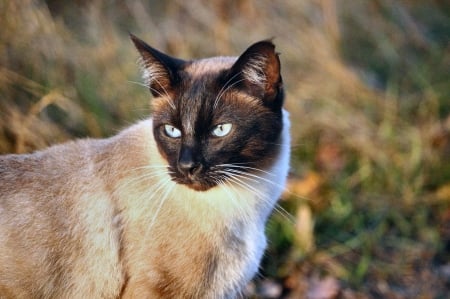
[178,147,202,177]
[178,160,202,177]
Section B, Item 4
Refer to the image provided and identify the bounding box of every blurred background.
[0,0,449,298]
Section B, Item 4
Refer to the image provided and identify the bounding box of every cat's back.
[0,140,111,219]
[0,137,126,298]
[1,141,84,189]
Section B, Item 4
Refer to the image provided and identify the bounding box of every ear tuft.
[241,54,269,87]
[130,34,184,97]
[229,40,282,102]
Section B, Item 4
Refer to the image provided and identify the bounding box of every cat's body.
[0,35,290,298]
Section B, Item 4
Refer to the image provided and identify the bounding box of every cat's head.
[131,34,284,191]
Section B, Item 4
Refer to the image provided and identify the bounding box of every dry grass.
[1,0,449,298]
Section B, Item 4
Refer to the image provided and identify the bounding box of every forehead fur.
[151,57,236,113]
[184,57,236,77]
[151,55,266,114]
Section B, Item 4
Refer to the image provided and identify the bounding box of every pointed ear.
[228,40,282,103]
[130,34,185,98]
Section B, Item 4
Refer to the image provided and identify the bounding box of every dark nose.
[178,147,202,177]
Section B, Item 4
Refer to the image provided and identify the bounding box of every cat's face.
[131,35,284,191]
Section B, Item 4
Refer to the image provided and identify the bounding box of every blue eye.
[164,124,181,138]
[212,123,233,137]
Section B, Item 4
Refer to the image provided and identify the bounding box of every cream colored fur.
[0,110,290,298]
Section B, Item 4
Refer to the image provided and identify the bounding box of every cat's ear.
[130,34,185,97]
[228,40,282,104]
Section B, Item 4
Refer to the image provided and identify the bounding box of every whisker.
[146,179,175,229]
[124,170,172,187]
[224,175,293,223]
[221,172,266,200]
[151,77,176,110]
[128,79,166,98]
[216,163,311,203]
[272,204,296,224]
[219,179,254,223]
[133,76,176,110]
[219,170,295,224]
[223,168,286,192]
[217,164,275,177]
[213,71,241,109]
[132,165,170,170]
[136,177,176,261]
[220,169,269,186]
[213,74,247,109]
[127,80,149,88]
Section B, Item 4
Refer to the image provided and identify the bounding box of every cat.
[0,34,290,298]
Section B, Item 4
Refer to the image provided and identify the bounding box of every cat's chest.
[122,185,264,298]
[150,184,260,252]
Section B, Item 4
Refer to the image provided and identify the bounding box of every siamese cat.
[0,34,290,298]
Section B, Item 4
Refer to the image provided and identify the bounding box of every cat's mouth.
[174,176,217,192]
[169,167,219,192]
[186,180,214,191]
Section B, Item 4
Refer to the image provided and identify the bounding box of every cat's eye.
[212,123,233,137]
[164,124,181,138]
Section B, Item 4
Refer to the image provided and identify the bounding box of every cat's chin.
[175,178,217,192]
[186,182,214,192]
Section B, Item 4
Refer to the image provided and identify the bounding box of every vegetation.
[1,0,449,297]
